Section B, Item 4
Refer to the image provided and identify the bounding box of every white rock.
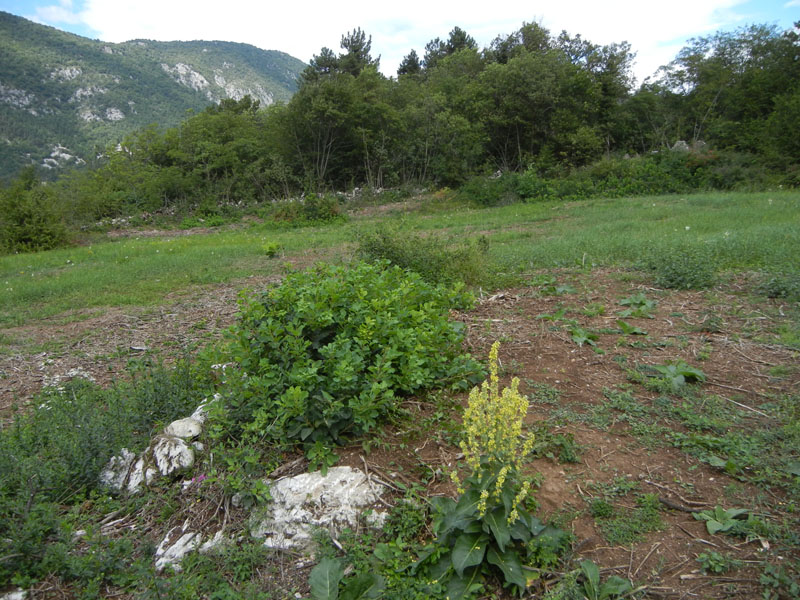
[199,530,226,554]
[0,588,27,600]
[127,456,158,494]
[250,466,384,551]
[155,527,201,572]
[100,448,136,490]
[152,435,195,477]
[164,417,203,439]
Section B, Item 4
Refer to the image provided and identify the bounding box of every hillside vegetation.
[0,11,305,179]
[1,19,798,255]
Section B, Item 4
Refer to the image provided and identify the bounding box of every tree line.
[2,20,799,251]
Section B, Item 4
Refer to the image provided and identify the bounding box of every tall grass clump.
[357,224,491,286]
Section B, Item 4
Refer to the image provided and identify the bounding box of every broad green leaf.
[579,559,601,594]
[451,532,489,576]
[445,565,484,600]
[486,546,526,591]
[482,506,511,552]
[599,575,634,599]
[309,557,344,600]
[616,319,647,335]
[340,573,385,600]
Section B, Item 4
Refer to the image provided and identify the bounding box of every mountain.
[0,11,306,179]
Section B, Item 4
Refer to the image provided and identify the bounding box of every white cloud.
[785,0,800,7]
[30,0,84,25]
[35,0,757,83]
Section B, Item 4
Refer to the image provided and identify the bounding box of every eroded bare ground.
[0,274,278,416]
[3,268,799,598]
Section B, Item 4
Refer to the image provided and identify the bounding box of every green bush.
[756,271,800,301]
[269,193,344,226]
[357,224,490,286]
[641,245,717,290]
[456,173,521,206]
[0,170,69,253]
[218,261,482,449]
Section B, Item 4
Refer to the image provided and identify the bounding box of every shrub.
[0,362,202,581]
[0,171,69,253]
[456,173,521,206]
[218,261,482,449]
[756,271,800,301]
[269,193,344,226]
[641,245,717,290]
[357,224,490,286]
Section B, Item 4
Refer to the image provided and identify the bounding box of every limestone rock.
[155,523,201,573]
[672,140,690,152]
[99,448,136,490]
[100,399,212,493]
[164,417,203,439]
[152,435,195,476]
[250,466,386,551]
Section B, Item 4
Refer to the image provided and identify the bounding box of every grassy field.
[1,191,797,329]
[1,190,799,599]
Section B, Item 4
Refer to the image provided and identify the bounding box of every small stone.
[164,417,202,439]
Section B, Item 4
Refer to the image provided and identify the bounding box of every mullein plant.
[421,342,562,599]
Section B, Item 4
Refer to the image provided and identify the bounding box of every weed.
[261,241,281,257]
[696,551,742,574]
[641,245,716,290]
[357,224,491,286]
[570,326,598,347]
[421,342,566,597]
[526,382,561,405]
[637,361,706,394]
[756,271,800,301]
[760,563,800,600]
[582,302,606,317]
[594,493,664,546]
[617,292,656,319]
[529,424,582,463]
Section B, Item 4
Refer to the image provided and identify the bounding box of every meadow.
[1,190,799,599]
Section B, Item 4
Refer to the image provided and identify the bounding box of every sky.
[2,0,799,84]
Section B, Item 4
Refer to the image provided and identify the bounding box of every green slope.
[0,11,306,179]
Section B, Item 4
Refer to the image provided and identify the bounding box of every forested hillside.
[0,11,306,178]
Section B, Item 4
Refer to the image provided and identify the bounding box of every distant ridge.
[0,11,307,178]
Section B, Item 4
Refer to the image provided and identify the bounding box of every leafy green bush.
[218,261,481,450]
[269,193,344,226]
[757,271,800,301]
[357,224,490,285]
[641,245,717,290]
[456,173,521,206]
[0,168,69,253]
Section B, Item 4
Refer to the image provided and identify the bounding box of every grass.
[2,191,799,330]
